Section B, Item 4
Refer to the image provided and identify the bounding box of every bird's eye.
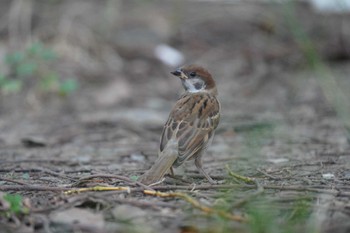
[189,71,196,77]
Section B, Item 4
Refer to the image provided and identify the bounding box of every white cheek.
[186,83,201,93]
[183,80,205,93]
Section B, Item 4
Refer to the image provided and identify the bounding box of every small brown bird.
[139,65,220,185]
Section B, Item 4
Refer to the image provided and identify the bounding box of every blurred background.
[1,0,350,232]
[0,0,348,111]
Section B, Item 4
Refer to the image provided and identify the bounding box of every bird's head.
[171,65,217,95]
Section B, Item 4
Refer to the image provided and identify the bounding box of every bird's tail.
[138,140,178,185]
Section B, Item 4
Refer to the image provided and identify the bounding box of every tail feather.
[138,140,178,185]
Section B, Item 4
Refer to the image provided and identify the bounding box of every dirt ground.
[1,1,350,233]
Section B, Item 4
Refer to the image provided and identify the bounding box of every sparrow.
[139,65,220,185]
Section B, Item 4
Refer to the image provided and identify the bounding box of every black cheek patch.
[194,82,202,90]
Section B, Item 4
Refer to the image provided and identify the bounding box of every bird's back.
[160,92,220,166]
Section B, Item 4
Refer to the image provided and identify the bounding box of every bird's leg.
[194,155,216,184]
[170,167,175,176]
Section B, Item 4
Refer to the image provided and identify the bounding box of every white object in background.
[267,158,289,164]
[322,173,335,179]
[154,44,184,67]
[309,0,350,13]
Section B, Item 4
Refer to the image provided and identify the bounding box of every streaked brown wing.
[159,92,220,166]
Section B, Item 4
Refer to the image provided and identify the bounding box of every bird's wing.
[160,93,220,165]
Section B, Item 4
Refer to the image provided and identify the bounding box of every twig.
[79,173,133,183]
[144,190,246,222]
[0,168,92,174]
[64,186,131,195]
[0,159,73,165]
[150,184,350,197]
[0,185,71,192]
[35,167,78,182]
[0,167,78,181]
[0,177,30,186]
[257,168,280,180]
[2,182,350,197]
[93,191,178,209]
[62,185,246,222]
[150,184,248,191]
[226,165,255,184]
[77,173,154,191]
[183,173,230,180]
[256,168,295,180]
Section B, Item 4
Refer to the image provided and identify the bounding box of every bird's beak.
[171,69,187,80]
[171,69,181,76]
